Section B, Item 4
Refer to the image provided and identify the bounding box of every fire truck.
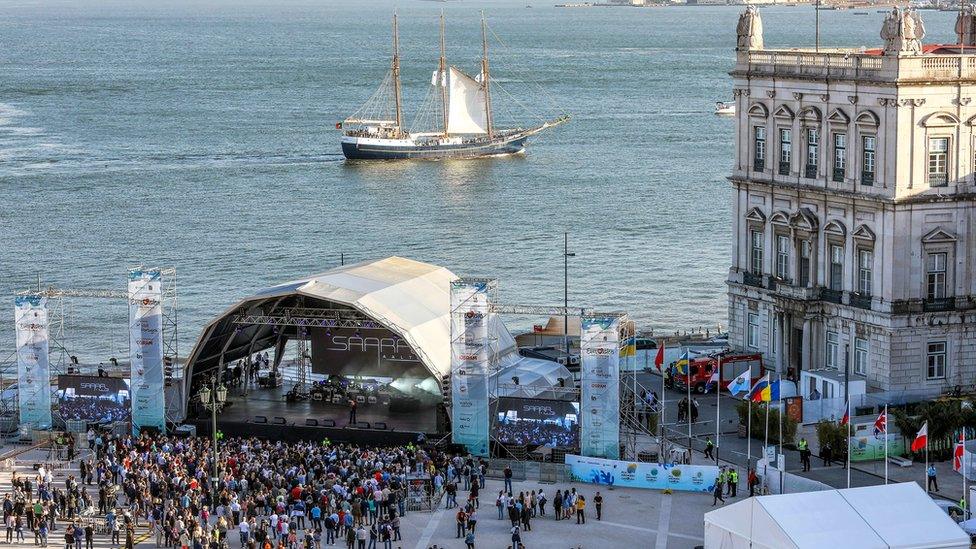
[670,352,765,394]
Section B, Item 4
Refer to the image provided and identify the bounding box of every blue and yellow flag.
[675,351,691,375]
[620,335,636,359]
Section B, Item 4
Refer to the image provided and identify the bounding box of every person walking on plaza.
[504,465,513,494]
[537,489,547,517]
[928,465,939,492]
[704,437,714,460]
[747,468,758,497]
[821,441,833,466]
[593,492,603,521]
[729,468,739,497]
[455,508,467,539]
[798,438,811,472]
[575,494,586,524]
[553,489,562,521]
[712,481,725,506]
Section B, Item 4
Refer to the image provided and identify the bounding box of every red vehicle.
[671,352,765,394]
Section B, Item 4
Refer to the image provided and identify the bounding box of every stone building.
[726,8,976,397]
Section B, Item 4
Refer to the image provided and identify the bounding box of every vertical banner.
[450,279,493,457]
[581,314,621,459]
[14,296,52,430]
[129,269,165,435]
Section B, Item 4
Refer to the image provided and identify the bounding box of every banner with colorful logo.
[15,296,52,429]
[566,454,720,493]
[450,279,493,457]
[849,426,906,462]
[129,269,165,434]
[580,315,621,459]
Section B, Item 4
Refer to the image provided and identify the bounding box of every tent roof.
[704,483,968,549]
[184,256,518,383]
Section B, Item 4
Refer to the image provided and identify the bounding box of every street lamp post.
[564,232,576,360]
[197,376,227,495]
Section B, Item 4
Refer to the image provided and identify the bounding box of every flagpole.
[715,356,722,466]
[747,396,752,471]
[686,346,692,459]
[846,398,851,489]
[925,425,930,493]
[764,395,769,477]
[884,404,888,485]
[778,374,783,494]
[661,343,666,462]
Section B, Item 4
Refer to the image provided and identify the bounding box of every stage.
[187,381,444,444]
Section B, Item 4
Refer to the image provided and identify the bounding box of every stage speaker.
[389,396,421,413]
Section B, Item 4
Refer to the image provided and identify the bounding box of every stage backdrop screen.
[494,397,580,448]
[311,327,428,378]
[58,375,131,423]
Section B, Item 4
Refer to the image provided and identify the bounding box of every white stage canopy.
[704,482,969,549]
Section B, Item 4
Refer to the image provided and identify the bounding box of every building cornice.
[729,176,976,205]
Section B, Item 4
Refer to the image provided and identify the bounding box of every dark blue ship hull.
[342,135,528,160]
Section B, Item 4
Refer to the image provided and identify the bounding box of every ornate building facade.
[727,8,976,396]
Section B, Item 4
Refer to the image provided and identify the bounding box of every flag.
[873,410,887,435]
[954,433,965,472]
[748,375,780,402]
[840,405,850,426]
[654,343,665,372]
[727,370,751,397]
[675,351,691,375]
[705,370,720,393]
[620,335,636,359]
[911,422,928,452]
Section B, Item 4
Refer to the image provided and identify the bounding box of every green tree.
[736,400,797,446]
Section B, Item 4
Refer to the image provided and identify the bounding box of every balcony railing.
[822,289,844,304]
[832,168,845,182]
[754,159,765,172]
[861,171,874,186]
[740,50,976,83]
[850,293,873,310]
[779,161,791,176]
[923,297,955,312]
[743,271,765,288]
[773,281,821,301]
[928,173,948,187]
[805,164,817,179]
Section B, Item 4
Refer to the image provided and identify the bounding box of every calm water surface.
[0,1,959,358]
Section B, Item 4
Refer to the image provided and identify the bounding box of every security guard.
[704,437,714,460]
[729,468,739,497]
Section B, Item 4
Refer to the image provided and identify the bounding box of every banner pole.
[661,342,666,463]
[747,398,752,471]
[884,404,888,485]
[925,431,929,493]
[778,374,783,494]
[715,356,721,465]
[686,346,692,459]
[846,398,851,489]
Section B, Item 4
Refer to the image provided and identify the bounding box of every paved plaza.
[0,444,714,549]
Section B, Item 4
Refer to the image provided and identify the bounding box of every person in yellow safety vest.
[717,467,726,492]
[797,438,811,472]
[729,469,739,497]
[704,437,714,460]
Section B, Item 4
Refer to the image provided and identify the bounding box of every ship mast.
[392,12,404,134]
[480,12,494,138]
[439,12,449,136]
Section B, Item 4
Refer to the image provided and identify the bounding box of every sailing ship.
[338,13,569,160]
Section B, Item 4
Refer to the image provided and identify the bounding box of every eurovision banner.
[450,279,493,457]
[15,296,52,429]
[129,269,165,435]
[849,426,906,462]
[580,315,621,459]
[566,454,720,493]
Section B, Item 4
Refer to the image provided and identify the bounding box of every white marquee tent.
[704,482,969,549]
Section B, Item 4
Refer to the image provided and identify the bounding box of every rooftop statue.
[882,7,924,55]
[736,6,764,51]
[956,5,976,47]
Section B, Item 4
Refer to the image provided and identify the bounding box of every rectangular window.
[926,252,947,300]
[754,126,766,171]
[861,135,876,186]
[857,249,873,296]
[928,137,949,187]
[927,341,947,379]
[750,230,764,274]
[829,244,844,291]
[747,313,760,350]
[805,128,819,178]
[832,132,847,182]
[779,128,792,175]
[826,331,839,370]
[854,337,868,376]
[799,240,811,287]
[776,235,791,281]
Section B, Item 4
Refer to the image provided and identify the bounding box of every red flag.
[954,433,965,472]
[654,342,665,371]
[873,410,887,435]
[840,404,850,426]
[911,422,928,452]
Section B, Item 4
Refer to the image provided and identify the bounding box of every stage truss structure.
[3,267,182,428]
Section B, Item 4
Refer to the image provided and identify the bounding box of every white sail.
[447,66,488,135]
